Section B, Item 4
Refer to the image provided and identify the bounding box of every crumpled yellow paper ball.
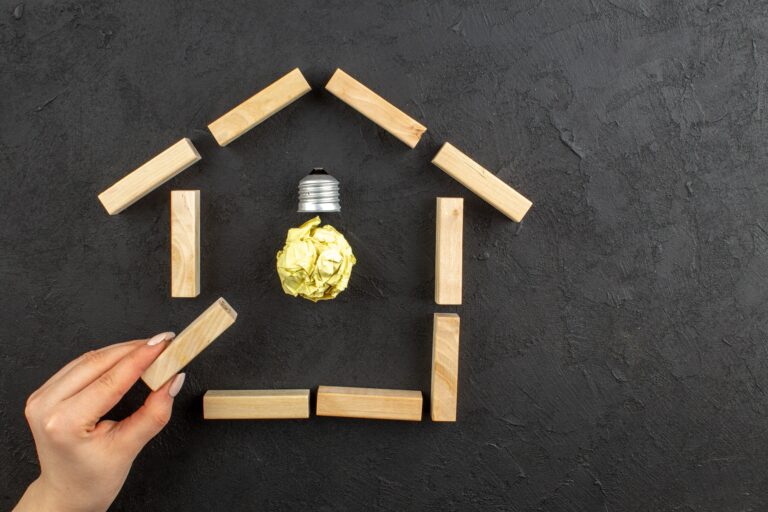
[276,216,356,302]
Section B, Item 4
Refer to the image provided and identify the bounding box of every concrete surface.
[2,1,768,510]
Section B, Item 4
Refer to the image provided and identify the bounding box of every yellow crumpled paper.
[276,216,356,302]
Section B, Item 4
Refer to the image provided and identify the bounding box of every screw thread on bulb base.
[297,168,341,213]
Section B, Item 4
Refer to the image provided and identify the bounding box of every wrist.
[15,477,106,512]
[14,478,56,512]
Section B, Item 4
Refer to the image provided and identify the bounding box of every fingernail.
[147,331,175,346]
[169,373,185,397]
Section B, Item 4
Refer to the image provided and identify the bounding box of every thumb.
[113,373,185,453]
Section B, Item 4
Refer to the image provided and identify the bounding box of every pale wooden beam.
[316,385,422,421]
[98,138,201,215]
[171,190,200,298]
[142,297,237,390]
[431,313,460,422]
[203,390,310,420]
[208,68,311,146]
[431,142,532,222]
[435,197,463,305]
[325,68,427,148]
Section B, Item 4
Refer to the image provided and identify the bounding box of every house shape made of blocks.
[97,68,533,423]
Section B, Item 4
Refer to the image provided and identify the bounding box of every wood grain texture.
[435,197,463,305]
[171,190,200,298]
[208,68,311,146]
[98,138,201,215]
[203,390,310,419]
[431,313,460,422]
[142,298,237,390]
[431,142,532,222]
[316,385,422,421]
[325,68,427,148]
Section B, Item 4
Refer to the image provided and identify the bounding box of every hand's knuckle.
[42,412,69,439]
[97,372,117,391]
[98,372,130,400]
[24,394,40,420]
[152,410,171,428]
[82,349,104,366]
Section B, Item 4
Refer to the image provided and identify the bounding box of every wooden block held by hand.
[431,313,460,422]
[208,68,311,146]
[431,142,532,222]
[435,197,463,305]
[316,385,422,421]
[325,68,427,148]
[98,138,201,215]
[203,390,310,419]
[142,298,237,390]
[171,190,200,298]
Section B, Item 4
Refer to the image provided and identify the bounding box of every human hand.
[14,333,185,512]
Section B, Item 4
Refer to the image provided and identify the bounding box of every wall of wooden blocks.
[431,313,460,422]
[171,190,200,298]
[316,385,423,421]
[203,390,310,419]
[435,197,464,305]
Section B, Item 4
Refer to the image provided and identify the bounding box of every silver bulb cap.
[297,168,341,213]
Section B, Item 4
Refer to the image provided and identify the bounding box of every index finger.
[65,339,172,428]
[31,339,147,404]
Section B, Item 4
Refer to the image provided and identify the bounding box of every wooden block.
[435,197,463,305]
[325,68,427,148]
[316,385,422,421]
[142,298,237,390]
[431,142,532,222]
[171,190,200,298]
[98,138,201,215]
[431,313,460,422]
[208,68,311,146]
[203,390,310,420]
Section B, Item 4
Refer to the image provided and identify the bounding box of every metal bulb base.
[297,168,341,213]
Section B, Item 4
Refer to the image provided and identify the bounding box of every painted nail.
[169,373,186,397]
[147,331,175,346]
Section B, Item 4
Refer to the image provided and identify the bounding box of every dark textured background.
[2,1,768,510]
